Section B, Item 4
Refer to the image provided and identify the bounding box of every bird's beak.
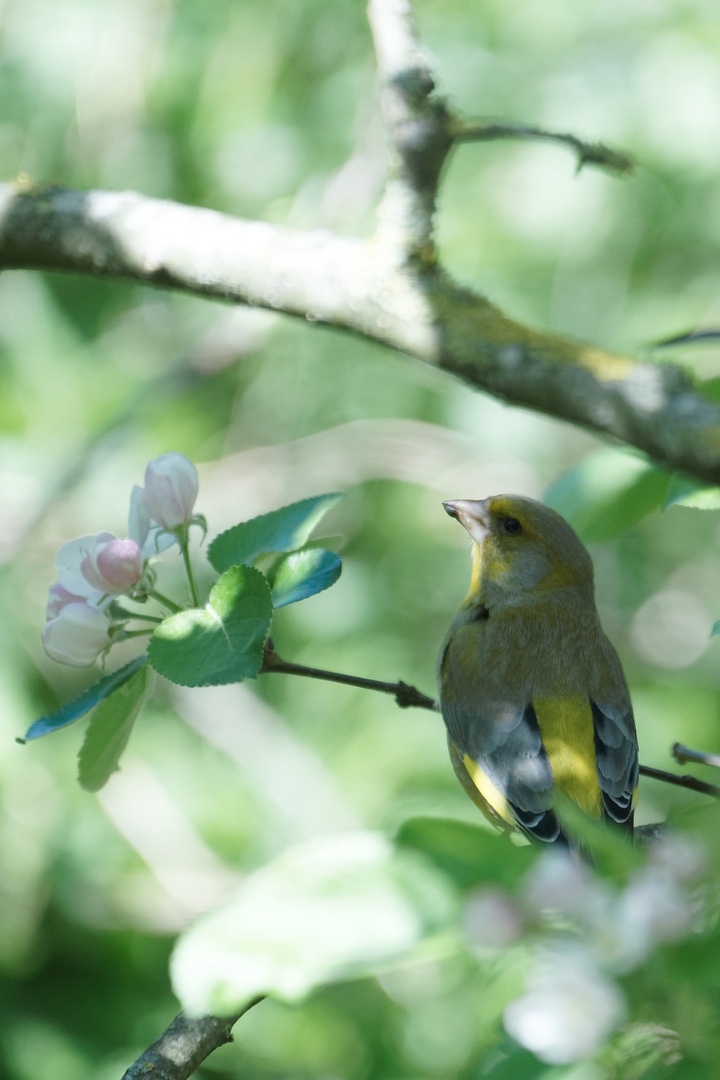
[442,499,490,544]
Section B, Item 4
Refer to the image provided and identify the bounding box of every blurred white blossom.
[463,887,525,948]
[504,945,626,1065]
[494,835,706,1064]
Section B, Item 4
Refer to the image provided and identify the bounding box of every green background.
[2,0,720,1076]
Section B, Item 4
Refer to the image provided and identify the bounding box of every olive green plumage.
[438,494,638,844]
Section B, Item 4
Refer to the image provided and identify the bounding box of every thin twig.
[454,121,635,175]
[121,999,263,1080]
[653,329,720,347]
[260,641,437,710]
[638,764,720,799]
[673,743,720,770]
[262,644,720,799]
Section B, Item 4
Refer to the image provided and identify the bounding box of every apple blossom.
[42,602,112,667]
[54,535,110,601]
[44,532,147,666]
[80,535,143,593]
[520,843,699,973]
[464,887,525,948]
[46,582,90,620]
[142,452,198,530]
[128,483,176,558]
[504,946,626,1065]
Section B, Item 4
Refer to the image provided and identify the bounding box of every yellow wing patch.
[533,694,602,817]
[460,751,516,827]
[446,738,516,831]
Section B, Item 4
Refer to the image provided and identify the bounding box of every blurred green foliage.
[4,0,720,1076]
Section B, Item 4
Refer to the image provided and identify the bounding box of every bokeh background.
[2,0,720,1076]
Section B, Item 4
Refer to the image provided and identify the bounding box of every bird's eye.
[502,517,522,535]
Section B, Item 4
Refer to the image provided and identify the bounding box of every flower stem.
[179,530,200,608]
[146,587,183,613]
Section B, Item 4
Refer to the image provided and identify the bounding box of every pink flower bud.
[42,602,112,666]
[142,452,198,530]
[81,536,143,593]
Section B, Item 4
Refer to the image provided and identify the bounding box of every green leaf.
[663,473,720,510]
[22,655,148,741]
[544,448,669,541]
[700,375,720,406]
[480,1040,548,1080]
[77,664,150,791]
[270,548,342,608]
[711,621,720,638]
[148,565,272,687]
[207,493,344,574]
[171,832,458,1017]
[396,816,535,890]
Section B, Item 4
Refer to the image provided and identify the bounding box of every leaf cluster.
[23,494,344,790]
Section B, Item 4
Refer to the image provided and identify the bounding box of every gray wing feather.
[591,701,638,824]
[442,695,561,842]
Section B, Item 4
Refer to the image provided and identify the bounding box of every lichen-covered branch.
[2,182,719,483]
[0,0,717,491]
[121,1003,262,1080]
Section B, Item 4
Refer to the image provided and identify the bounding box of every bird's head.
[443,494,594,604]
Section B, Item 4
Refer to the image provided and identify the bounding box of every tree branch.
[638,763,720,799]
[367,0,452,253]
[260,640,437,709]
[121,1000,262,1080]
[0,4,715,483]
[673,742,720,770]
[2,181,720,483]
[454,122,635,176]
[261,644,720,800]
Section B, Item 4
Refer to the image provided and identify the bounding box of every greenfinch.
[438,494,638,844]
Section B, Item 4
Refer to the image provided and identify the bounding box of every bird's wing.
[442,694,562,843]
[591,700,638,827]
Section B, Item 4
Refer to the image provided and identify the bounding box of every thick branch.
[1,183,720,482]
[121,1001,261,1080]
[368,0,453,252]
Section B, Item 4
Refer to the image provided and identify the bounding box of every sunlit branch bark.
[2,182,720,483]
[0,5,718,483]
[121,1002,262,1080]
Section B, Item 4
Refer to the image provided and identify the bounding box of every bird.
[438,494,638,844]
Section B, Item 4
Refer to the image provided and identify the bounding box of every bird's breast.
[441,596,601,702]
